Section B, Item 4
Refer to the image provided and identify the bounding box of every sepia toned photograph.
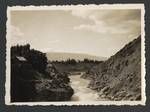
[5,4,146,105]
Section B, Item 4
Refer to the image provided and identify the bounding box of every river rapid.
[69,75,100,101]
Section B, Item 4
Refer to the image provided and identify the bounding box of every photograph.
[5,4,146,105]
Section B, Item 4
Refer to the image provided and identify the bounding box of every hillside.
[46,52,107,61]
[82,36,141,101]
[11,44,74,102]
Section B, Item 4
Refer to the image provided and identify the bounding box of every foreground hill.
[82,36,141,101]
[11,44,74,102]
[46,52,107,61]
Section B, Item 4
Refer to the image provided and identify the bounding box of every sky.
[10,9,141,58]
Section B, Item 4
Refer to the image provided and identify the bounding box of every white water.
[69,75,100,101]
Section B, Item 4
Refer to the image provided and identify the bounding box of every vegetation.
[49,58,103,73]
[51,58,102,64]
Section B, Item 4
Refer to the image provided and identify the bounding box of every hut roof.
[16,56,27,61]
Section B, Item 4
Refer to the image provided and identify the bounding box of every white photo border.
[5,4,146,106]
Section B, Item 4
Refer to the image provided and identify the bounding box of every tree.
[25,49,48,73]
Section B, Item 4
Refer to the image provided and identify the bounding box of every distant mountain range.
[46,52,107,61]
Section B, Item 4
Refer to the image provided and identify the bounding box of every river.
[69,74,100,101]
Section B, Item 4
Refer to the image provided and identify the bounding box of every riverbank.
[69,75,106,101]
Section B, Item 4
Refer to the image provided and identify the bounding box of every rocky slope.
[11,44,74,102]
[82,36,141,101]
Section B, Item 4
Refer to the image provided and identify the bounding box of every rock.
[35,86,74,101]
[101,86,110,93]
[135,94,141,100]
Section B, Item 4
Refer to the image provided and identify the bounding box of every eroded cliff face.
[85,36,141,101]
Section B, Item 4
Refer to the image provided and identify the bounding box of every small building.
[16,56,27,62]
[11,56,27,64]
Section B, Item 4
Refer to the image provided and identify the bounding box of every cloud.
[38,47,53,52]
[71,10,92,19]
[11,25,24,37]
[10,25,27,45]
[72,10,141,36]
[74,23,129,34]
[48,40,60,44]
